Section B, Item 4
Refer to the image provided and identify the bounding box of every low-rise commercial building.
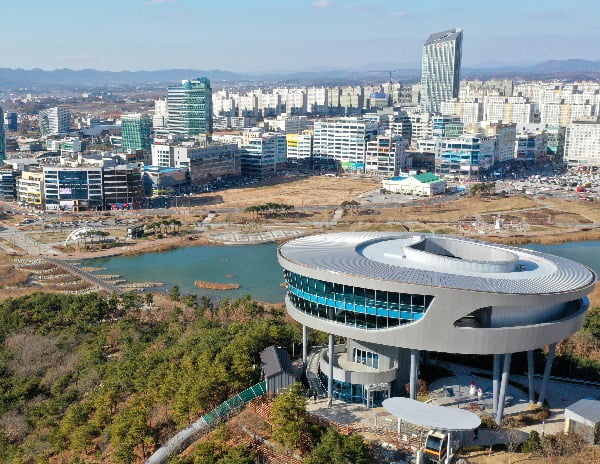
[17,171,44,208]
[382,172,446,196]
[43,166,103,211]
[286,131,313,161]
[365,136,406,177]
[143,166,189,196]
[515,132,548,164]
[102,164,144,210]
[0,170,17,201]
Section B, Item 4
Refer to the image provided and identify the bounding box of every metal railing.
[145,381,267,464]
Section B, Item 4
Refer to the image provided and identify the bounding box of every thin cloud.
[527,9,561,18]
[389,11,409,18]
[344,3,380,12]
[146,0,176,4]
[312,1,333,10]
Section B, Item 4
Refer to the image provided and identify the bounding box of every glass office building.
[420,29,463,114]
[43,167,103,211]
[167,77,213,137]
[121,113,152,152]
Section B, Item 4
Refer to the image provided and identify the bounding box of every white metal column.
[328,334,334,401]
[409,349,419,400]
[492,354,501,414]
[537,343,556,406]
[527,350,535,404]
[302,324,308,367]
[495,353,512,426]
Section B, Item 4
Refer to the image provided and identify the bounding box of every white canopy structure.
[64,227,103,246]
[383,397,481,464]
[382,397,481,431]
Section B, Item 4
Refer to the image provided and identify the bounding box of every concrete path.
[45,257,123,294]
[0,224,59,255]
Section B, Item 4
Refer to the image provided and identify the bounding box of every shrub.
[521,430,542,453]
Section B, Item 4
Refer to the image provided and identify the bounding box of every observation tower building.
[278,232,596,422]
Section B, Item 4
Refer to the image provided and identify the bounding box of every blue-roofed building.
[142,165,189,196]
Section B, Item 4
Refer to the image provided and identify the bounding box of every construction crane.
[368,69,399,86]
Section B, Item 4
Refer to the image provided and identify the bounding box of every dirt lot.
[194,175,380,209]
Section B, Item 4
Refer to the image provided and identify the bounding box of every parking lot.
[494,169,600,201]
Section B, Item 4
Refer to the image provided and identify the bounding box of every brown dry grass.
[0,265,31,287]
[545,198,600,223]
[488,228,600,246]
[339,196,540,225]
[194,176,379,209]
[586,284,600,308]
[194,280,240,290]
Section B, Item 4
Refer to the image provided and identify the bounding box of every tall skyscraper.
[121,113,152,152]
[167,77,213,137]
[420,28,463,114]
[0,106,5,164]
[39,106,71,137]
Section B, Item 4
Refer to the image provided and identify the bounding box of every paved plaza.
[208,228,305,243]
[306,361,600,451]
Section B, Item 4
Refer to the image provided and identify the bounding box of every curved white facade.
[279,232,595,355]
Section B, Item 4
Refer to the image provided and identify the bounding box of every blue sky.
[2,0,599,71]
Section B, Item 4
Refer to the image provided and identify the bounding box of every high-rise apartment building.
[39,106,71,137]
[121,113,152,152]
[420,28,463,114]
[167,77,213,137]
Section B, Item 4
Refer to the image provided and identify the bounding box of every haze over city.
[1,1,600,463]
[2,0,599,72]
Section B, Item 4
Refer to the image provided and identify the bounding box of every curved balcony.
[319,345,397,386]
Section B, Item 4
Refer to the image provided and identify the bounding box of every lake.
[82,240,600,303]
[82,243,285,303]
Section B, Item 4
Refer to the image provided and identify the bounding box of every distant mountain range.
[1,59,599,89]
[529,59,600,73]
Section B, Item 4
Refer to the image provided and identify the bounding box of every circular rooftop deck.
[278,232,595,295]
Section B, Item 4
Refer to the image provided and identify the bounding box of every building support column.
[409,349,420,400]
[537,343,556,407]
[527,350,535,404]
[492,354,501,415]
[302,324,308,368]
[495,353,512,426]
[445,431,452,464]
[328,334,334,402]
